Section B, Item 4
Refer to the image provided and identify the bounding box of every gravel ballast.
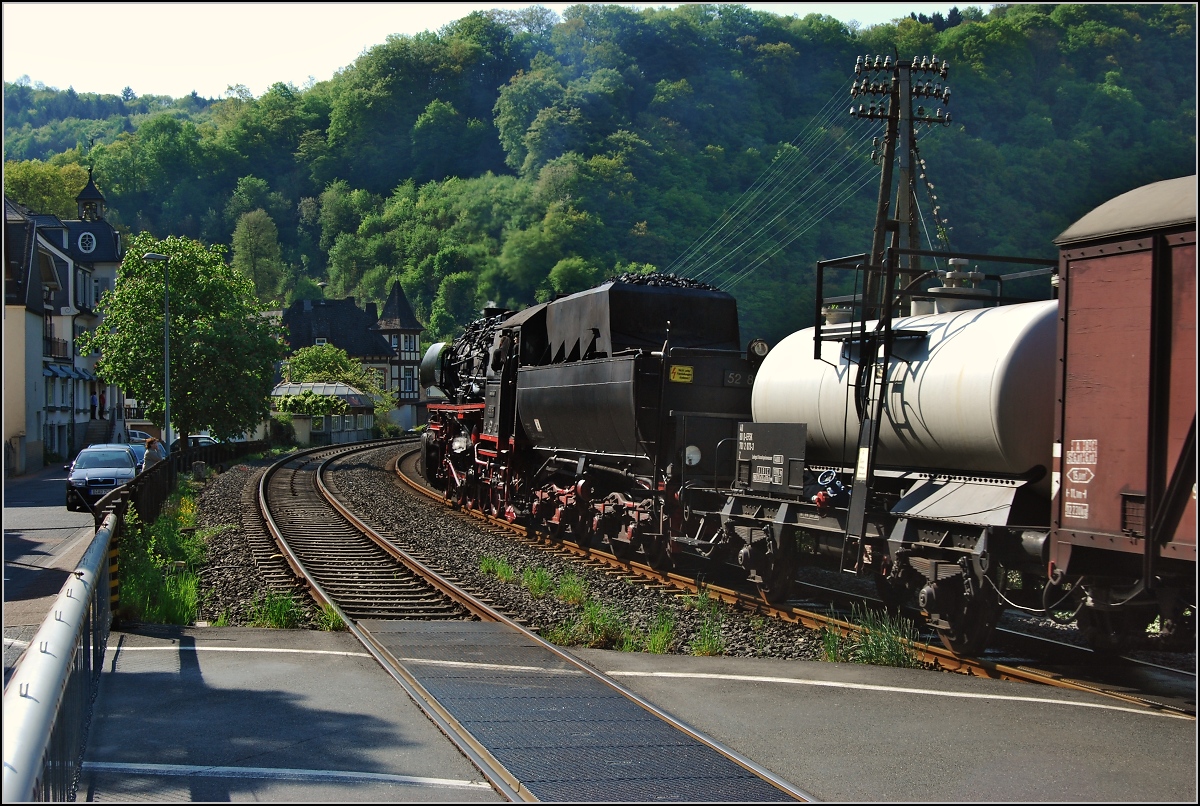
[193,446,1194,673]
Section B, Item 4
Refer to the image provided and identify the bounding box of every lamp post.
[143,253,171,449]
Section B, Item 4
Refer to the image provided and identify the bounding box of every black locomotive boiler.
[419,274,766,567]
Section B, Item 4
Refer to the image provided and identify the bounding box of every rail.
[2,439,271,801]
[2,514,114,802]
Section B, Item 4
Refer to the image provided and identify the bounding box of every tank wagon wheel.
[608,538,633,561]
[568,519,592,548]
[1076,605,1155,655]
[756,547,797,605]
[934,568,1005,656]
[873,573,907,613]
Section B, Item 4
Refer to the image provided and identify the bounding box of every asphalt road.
[4,464,98,687]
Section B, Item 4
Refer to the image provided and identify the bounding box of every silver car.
[66,443,139,511]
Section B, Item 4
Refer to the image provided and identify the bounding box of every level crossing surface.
[64,624,1200,802]
[5,468,1196,803]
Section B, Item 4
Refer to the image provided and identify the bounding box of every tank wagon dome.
[1055,174,1197,246]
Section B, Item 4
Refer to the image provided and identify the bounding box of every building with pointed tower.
[372,282,426,429]
[3,172,124,476]
[279,282,427,433]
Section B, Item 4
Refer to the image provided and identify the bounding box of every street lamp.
[143,252,171,449]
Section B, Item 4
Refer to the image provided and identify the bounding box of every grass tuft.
[316,603,347,631]
[818,604,924,667]
[247,591,304,629]
[555,571,587,605]
[522,566,555,598]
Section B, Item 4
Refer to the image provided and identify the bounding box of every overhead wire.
[666,78,888,288]
[692,122,881,288]
[663,80,858,277]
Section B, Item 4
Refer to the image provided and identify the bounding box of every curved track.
[260,442,475,621]
[256,440,814,802]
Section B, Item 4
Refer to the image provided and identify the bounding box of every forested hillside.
[4,3,1195,345]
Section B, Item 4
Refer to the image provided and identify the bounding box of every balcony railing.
[43,338,69,359]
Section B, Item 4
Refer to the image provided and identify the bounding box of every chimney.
[366,302,377,320]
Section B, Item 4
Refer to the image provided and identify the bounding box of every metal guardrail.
[2,513,114,802]
[2,438,271,801]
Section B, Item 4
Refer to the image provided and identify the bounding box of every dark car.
[66,443,139,511]
[169,435,221,453]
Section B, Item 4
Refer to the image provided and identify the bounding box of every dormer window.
[78,232,96,253]
[315,338,327,345]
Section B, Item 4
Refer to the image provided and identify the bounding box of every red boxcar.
[1050,174,1196,650]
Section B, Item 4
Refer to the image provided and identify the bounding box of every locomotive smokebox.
[752,300,1058,489]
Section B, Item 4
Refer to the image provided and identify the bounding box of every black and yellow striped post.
[109,543,120,610]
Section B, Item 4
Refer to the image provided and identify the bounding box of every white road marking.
[605,670,1193,719]
[95,646,1193,720]
[82,761,492,789]
[112,646,371,657]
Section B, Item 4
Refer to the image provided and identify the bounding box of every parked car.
[169,435,222,453]
[127,429,154,443]
[128,440,168,472]
[65,444,139,511]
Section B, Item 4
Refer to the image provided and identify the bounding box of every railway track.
[260,442,477,621]
[257,440,814,802]
[391,444,1195,718]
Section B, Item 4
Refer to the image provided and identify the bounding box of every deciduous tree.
[77,233,287,442]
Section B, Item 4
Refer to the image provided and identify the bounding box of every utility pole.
[841,53,953,569]
[850,53,951,317]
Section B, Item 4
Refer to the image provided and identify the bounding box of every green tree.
[284,343,394,422]
[77,234,287,442]
[3,159,90,218]
[231,208,286,301]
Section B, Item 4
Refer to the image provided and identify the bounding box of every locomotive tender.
[419,52,1194,657]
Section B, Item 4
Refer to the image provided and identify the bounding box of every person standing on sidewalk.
[99,390,107,420]
[90,391,98,420]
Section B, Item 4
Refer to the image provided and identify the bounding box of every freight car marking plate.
[359,620,803,802]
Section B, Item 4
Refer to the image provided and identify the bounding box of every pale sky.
[2,2,988,100]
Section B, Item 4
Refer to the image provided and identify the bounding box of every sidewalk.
[3,462,98,687]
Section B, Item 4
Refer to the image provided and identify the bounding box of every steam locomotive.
[418,174,1196,657]
[419,274,764,569]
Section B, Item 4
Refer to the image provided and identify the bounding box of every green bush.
[115,482,207,625]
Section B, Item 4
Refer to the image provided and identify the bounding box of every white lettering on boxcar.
[1065,439,1098,465]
